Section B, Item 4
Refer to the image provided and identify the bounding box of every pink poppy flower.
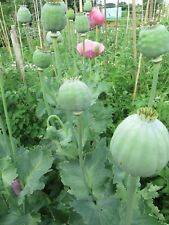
[88,6,105,28]
[77,39,105,58]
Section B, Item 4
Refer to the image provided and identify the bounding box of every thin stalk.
[148,59,162,107]
[51,34,62,80]
[125,175,139,225]
[0,2,13,60]
[76,114,91,195]
[132,53,142,101]
[132,0,137,62]
[0,73,16,162]
[95,25,99,42]
[38,69,51,116]
[33,0,43,48]
[69,20,78,73]
[113,0,119,62]
[23,24,33,52]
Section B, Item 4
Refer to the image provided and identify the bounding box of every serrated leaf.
[59,139,109,200]
[59,160,89,199]
[0,157,17,187]
[85,138,110,199]
[0,211,41,225]
[17,147,53,204]
[71,197,121,225]
[133,215,165,225]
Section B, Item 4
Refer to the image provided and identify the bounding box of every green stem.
[70,20,78,73]
[95,25,99,42]
[76,114,91,195]
[125,175,139,225]
[51,34,62,81]
[0,73,16,162]
[148,59,162,107]
[38,69,51,116]
[82,35,86,65]
[23,24,33,53]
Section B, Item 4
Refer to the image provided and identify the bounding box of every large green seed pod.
[138,24,169,59]
[41,2,66,32]
[84,1,92,12]
[60,1,67,13]
[33,48,52,69]
[67,8,75,20]
[110,107,169,177]
[58,79,92,114]
[75,13,90,34]
[17,5,32,24]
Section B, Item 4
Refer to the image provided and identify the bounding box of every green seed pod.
[60,1,67,13]
[110,107,169,177]
[46,126,57,139]
[58,79,92,114]
[138,24,169,59]
[33,48,52,69]
[17,5,32,24]
[41,2,66,32]
[75,13,90,34]
[46,31,63,44]
[84,1,92,12]
[67,8,75,20]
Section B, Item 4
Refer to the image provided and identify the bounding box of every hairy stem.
[125,175,139,225]
[148,59,162,107]
[38,69,51,116]
[76,114,91,196]
[51,34,62,81]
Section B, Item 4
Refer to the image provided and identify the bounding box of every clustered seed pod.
[67,8,75,20]
[84,1,92,12]
[110,107,169,177]
[75,13,90,34]
[17,5,32,24]
[41,1,66,32]
[138,24,169,59]
[58,79,92,114]
[33,48,52,69]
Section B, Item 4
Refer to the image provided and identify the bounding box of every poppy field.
[1,0,169,224]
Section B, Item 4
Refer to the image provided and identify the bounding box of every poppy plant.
[88,6,105,28]
[76,39,105,58]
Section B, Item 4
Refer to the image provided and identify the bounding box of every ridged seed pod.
[75,13,90,34]
[33,48,52,69]
[110,107,169,177]
[41,2,66,32]
[17,5,32,24]
[138,24,169,59]
[58,79,92,114]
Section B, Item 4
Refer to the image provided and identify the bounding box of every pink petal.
[76,39,105,58]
